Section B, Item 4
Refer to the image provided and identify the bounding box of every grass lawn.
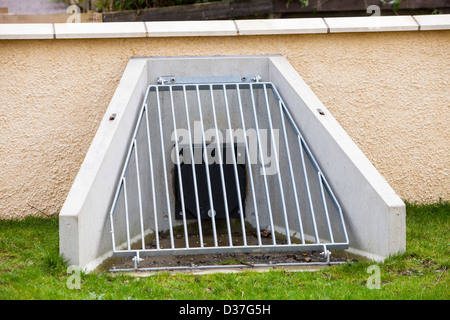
[0,202,448,300]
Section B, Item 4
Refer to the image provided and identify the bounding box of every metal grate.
[109,76,349,270]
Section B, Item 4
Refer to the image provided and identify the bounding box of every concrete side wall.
[0,31,449,219]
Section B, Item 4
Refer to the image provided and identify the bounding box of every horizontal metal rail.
[110,260,346,273]
[112,243,348,258]
[109,80,349,270]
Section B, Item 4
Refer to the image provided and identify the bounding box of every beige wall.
[0,31,449,219]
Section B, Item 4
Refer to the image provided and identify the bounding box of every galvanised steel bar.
[195,85,218,247]
[276,99,305,244]
[241,83,277,245]
[260,83,290,244]
[209,85,233,246]
[109,180,120,252]
[112,242,348,258]
[122,178,131,250]
[155,86,175,249]
[144,102,160,249]
[182,85,204,248]
[321,172,349,244]
[318,171,334,243]
[133,138,146,250]
[274,95,320,243]
[169,86,189,248]
[298,136,320,243]
[222,84,252,246]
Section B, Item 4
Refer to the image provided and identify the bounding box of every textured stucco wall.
[0,31,449,219]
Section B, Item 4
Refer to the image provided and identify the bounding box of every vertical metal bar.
[122,177,131,250]
[222,84,252,246]
[133,139,146,250]
[169,86,189,248]
[110,212,116,252]
[276,91,342,245]
[133,139,145,250]
[209,85,233,246]
[298,136,320,243]
[318,172,334,243]
[144,102,160,250]
[321,174,349,244]
[156,86,175,249]
[182,86,204,248]
[276,98,320,243]
[195,85,218,247]
[109,180,122,252]
[240,84,276,245]
[277,100,305,244]
[260,83,291,244]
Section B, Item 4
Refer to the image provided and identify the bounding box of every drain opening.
[109,78,349,271]
[174,143,246,221]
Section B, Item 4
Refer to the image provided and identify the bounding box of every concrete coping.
[0,15,449,39]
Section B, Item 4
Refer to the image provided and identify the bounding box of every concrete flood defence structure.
[2,15,448,272]
[59,55,405,271]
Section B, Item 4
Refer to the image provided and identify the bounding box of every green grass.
[0,202,448,300]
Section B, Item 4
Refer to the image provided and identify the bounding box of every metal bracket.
[157,75,261,85]
[320,246,331,264]
[132,252,144,270]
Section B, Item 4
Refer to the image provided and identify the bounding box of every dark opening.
[174,143,246,220]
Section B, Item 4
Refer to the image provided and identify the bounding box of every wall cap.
[0,15,449,39]
[324,15,419,33]
[413,14,450,30]
[145,20,237,37]
[54,21,146,39]
[0,23,54,39]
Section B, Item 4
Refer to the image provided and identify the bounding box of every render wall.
[0,30,449,218]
